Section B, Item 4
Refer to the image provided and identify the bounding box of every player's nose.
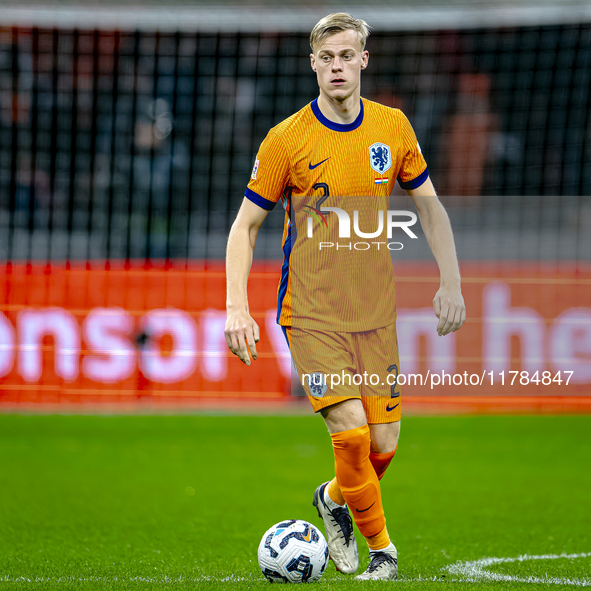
[332,57,343,71]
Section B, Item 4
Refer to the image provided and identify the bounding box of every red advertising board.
[0,261,590,411]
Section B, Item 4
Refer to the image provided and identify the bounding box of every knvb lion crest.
[307,372,328,398]
[369,142,392,174]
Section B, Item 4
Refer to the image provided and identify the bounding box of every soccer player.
[225,13,466,581]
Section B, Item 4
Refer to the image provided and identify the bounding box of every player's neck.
[317,92,361,125]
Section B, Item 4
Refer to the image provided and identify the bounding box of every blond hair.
[310,13,371,54]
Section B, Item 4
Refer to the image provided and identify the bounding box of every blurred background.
[0,0,590,411]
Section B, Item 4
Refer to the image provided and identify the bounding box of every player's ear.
[361,50,369,70]
[310,53,317,72]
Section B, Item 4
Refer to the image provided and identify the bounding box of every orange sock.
[326,479,391,549]
[369,446,397,480]
[326,477,346,506]
[366,526,391,551]
[330,425,388,540]
[326,445,397,505]
[366,447,396,549]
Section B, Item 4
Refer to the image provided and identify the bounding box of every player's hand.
[433,285,466,336]
[224,310,260,366]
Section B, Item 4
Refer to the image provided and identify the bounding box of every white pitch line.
[446,551,591,587]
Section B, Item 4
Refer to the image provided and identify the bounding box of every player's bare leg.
[369,421,400,455]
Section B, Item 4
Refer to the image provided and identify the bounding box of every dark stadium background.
[0,2,589,408]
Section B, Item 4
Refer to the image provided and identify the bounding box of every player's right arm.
[225,198,270,366]
[226,128,290,365]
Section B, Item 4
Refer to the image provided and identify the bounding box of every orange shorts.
[282,323,401,424]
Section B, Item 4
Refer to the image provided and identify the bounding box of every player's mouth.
[331,78,346,86]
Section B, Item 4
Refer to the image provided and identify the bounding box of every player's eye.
[322,56,330,62]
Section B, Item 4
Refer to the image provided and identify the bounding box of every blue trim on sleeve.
[398,167,429,190]
[276,227,292,324]
[311,98,364,132]
[244,187,277,211]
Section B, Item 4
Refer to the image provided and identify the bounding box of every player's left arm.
[407,177,466,336]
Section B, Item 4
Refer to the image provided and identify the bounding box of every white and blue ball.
[257,520,329,583]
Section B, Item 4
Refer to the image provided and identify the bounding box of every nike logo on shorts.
[386,402,400,412]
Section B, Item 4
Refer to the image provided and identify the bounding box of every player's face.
[310,30,369,102]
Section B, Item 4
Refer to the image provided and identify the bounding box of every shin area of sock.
[369,446,397,481]
[330,425,386,538]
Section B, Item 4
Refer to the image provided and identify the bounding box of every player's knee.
[343,425,371,457]
[369,420,400,454]
[330,423,371,463]
[321,398,367,434]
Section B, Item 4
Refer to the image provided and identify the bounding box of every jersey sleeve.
[396,112,429,190]
[245,130,290,211]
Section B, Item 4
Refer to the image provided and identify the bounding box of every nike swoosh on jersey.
[308,158,331,170]
[386,402,400,412]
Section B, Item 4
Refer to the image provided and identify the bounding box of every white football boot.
[355,543,398,581]
[312,482,359,574]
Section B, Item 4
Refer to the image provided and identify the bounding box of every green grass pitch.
[0,413,589,590]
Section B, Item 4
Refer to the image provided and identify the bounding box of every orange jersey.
[246,97,428,331]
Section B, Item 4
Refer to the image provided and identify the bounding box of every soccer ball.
[257,519,329,583]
